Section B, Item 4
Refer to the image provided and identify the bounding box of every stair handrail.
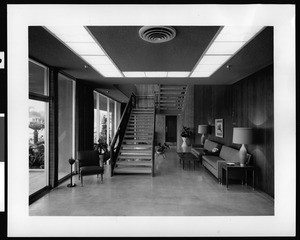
[151,104,156,177]
[110,93,136,176]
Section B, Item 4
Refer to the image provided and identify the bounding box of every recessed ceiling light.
[123,72,146,77]
[167,72,190,77]
[206,42,245,55]
[190,26,264,78]
[45,26,94,43]
[193,64,221,72]
[44,26,123,78]
[81,55,112,65]
[199,55,231,65]
[66,42,105,55]
[145,72,168,77]
[190,71,213,77]
[214,26,263,42]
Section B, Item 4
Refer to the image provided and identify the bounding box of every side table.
[221,163,255,190]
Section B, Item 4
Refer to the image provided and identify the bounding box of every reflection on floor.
[29,148,274,216]
[29,170,70,195]
[29,170,45,195]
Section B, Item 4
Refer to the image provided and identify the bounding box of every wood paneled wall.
[194,65,274,197]
[75,81,94,152]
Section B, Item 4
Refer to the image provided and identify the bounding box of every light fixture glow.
[45,26,123,78]
[167,72,190,77]
[145,72,168,77]
[193,64,221,72]
[100,71,123,78]
[190,26,264,78]
[81,55,112,65]
[123,72,146,77]
[93,64,120,72]
[66,42,105,55]
[206,42,245,55]
[190,71,213,77]
[214,26,263,42]
[45,26,95,43]
[199,55,231,65]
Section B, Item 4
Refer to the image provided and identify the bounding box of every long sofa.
[200,139,251,183]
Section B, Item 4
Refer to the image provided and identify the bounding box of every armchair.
[77,150,104,186]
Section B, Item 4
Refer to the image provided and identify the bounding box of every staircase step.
[113,166,152,174]
[123,140,152,144]
[124,134,153,137]
[118,154,152,159]
[125,132,153,135]
[116,160,152,166]
[120,149,152,154]
[121,144,152,149]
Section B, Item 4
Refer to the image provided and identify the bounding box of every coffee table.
[177,152,200,170]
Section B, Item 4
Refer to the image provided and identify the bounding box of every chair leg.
[81,176,83,186]
[101,174,103,184]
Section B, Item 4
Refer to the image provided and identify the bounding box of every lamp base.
[239,144,247,167]
[200,134,205,146]
[67,183,76,188]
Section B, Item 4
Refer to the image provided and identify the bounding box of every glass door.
[29,99,48,195]
[29,59,49,196]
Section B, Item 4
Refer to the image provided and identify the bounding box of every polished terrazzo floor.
[29,148,274,216]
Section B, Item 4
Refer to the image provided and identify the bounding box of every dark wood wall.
[76,81,95,152]
[194,65,274,197]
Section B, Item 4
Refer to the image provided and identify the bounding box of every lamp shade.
[232,127,253,144]
[198,125,208,134]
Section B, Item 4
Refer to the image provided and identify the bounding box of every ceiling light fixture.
[44,26,124,78]
[190,26,264,78]
[122,71,190,78]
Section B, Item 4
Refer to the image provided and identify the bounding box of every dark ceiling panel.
[87,26,220,71]
[28,26,273,86]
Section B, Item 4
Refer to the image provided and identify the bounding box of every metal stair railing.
[110,93,136,177]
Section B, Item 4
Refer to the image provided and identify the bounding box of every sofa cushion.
[219,145,240,162]
[202,155,224,169]
[203,139,221,151]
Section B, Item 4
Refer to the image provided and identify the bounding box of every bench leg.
[101,174,103,184]
[81,176,83,186]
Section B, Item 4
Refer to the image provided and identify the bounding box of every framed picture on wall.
[215,119,223,138]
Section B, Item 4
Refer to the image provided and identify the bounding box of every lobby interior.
[6,5,296,237]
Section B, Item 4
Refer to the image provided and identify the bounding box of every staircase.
[113,107,155,175]
[156,85,187,114]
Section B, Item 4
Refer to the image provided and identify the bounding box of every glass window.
[58,74,75,180]
[94,92,121,147]
[29,60,48,96]
[99,94,108,144]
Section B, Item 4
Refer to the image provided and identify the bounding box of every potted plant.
[95,137,109,167]
[180,126,193,148]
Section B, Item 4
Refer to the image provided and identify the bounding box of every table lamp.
[232,127,253,167]
[198,125,208,146]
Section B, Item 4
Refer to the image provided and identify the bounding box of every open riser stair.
[113,108,155,175]
[156,85,187,114]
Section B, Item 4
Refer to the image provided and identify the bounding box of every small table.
[222,163,255,190]
[177,152,200,170]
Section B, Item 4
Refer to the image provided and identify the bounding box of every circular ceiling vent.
[139,26,176,43]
